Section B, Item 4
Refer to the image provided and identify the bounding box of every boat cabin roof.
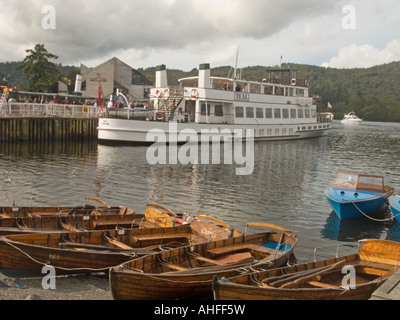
[178,75,307,90]
[332,171,385,193]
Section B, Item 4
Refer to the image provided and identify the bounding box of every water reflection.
[321,210,393,242]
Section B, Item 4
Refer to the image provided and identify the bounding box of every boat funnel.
[74,75,82,92]
[155,64,168,88]
[198,63,211,88]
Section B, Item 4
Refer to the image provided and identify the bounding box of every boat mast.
[234,46,239,80]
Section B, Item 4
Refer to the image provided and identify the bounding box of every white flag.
[327,102,333,108]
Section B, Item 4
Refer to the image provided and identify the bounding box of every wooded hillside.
[1,59,399,122]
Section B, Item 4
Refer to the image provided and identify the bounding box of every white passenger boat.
[98,64,332,143]
[341,112,362,124]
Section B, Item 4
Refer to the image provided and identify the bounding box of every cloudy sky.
[1,0,399,71]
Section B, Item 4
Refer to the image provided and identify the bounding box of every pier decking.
[370,269,400,300]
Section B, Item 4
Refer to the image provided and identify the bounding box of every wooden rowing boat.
[0,213,149,235]
[0,202,196,235]
[0,197,133,218]
[109,222,298,300]
[0,214,240,274]
[212,239,400,300]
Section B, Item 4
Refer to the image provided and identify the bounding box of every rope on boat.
[349,200,400,222]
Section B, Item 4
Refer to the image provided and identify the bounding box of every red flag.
[98,84,103,107]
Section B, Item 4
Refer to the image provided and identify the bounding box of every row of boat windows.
[199,104,316,119]
[235,106,317,119]
[255,125,329,137]
[256,124,329,137]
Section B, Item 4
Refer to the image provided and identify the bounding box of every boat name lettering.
[201,227,217,239]
[49,254,60,260]
[235,93,249,101]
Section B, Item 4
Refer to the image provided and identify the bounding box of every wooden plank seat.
[307,281,338,289]
[163,263,187,271]
[131,234,191,242]
[193,255,224,266]
[207,242,283,258]
[107,239,135,250]
[207,243,259,257]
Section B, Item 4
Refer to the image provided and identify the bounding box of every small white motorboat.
[341,112,362,124]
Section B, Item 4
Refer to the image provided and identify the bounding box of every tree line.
[138,61,400,122]
[1,44,400,122]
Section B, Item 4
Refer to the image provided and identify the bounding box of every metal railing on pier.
[0,103,98,118]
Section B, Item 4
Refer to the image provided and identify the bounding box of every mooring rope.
[349,200,399,222]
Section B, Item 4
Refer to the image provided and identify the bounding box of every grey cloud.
[1,0,337,63]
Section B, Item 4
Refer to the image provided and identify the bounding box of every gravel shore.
[0,271,112,300]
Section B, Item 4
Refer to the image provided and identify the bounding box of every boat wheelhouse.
[98,63,331,143]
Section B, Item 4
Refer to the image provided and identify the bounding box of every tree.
[17,44,61,92]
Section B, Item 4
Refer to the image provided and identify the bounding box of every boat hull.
[324,187,392,220]
[98,118,329,143]
[109,229,298,300]
[213,239,400,300]
[0,216,241,274]
[213,254,391,300]
[389,194,400,223]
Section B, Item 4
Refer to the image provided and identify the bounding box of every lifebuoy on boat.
[291,78,297,86]
[191,89,198,98]
[155,90,163,98]
[304,80,309,87]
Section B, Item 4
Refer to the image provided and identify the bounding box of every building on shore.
[78,57,152,103]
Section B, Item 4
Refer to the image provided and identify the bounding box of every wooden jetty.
[0,117,98,142]
[0,102,98,142]
[370,269,400,300]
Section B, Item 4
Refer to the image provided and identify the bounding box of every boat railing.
[0,102,98,118]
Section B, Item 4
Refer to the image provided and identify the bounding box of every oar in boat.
[246,222,292,233]
[146,204,177,217]
[279,259,346,289]
[85,197,111,208]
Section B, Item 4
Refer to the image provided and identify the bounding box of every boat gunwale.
[323,186,393,204]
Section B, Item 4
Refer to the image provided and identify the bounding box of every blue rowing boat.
[324,171,394,220]
[389,193,400,223]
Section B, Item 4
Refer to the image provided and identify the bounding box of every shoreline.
[0,272,112,300]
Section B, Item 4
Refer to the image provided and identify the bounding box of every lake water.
[1,121,400,263]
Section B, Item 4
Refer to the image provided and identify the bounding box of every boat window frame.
[274,108,281,119]
[256,107,264,118]
[265,108,273,118]
[235,106,244,118]
[215,104,223,117]
[246,107,254,118]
